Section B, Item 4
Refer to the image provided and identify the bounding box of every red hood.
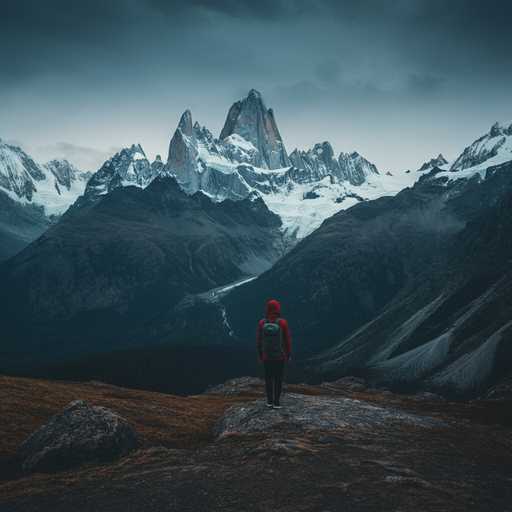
[266,300,281,318]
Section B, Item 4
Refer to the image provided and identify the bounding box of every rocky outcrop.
[417,154,448,172]
[206,377,265,396]
[219,89,290,170]
[44,158,91,191]
[289,142,341,183]
[212,394,447,441]
[338,151,379,186]
[289,143,379,187]
[20,400,139,472]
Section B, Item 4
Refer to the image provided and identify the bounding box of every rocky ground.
[1,374,511,511]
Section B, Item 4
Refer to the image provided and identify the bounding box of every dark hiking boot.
[273,402,282,409]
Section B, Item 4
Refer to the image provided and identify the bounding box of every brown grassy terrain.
[1,374,511,511]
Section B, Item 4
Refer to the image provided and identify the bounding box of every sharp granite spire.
[219,89,290,170]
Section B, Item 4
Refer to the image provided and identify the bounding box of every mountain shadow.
[0,176,283,369]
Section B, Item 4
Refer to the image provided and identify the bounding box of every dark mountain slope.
[311,164,512,397]
[222,163,512,362]
[0,176,282,368]
[0,190,53,262]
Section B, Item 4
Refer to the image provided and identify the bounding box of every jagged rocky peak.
[289,141,341,182]
[417,154,448,172]
[490,121,512,138]
[338,151,379,186]
[178,109,194,137]
[165,110,201,193]
[450,120,512,172]
[150,155,164,175]
[129,143,146,158]
[65,143,156,218]
[219,89,291,170]
[0,138,43,201]
[167,110,199,165]
[290,141,379,187]
[193,122,220,157]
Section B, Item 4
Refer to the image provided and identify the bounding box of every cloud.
[404,74,445,96]
[32,143,124,173]
[315,61,343,85]
[6,139,31,153]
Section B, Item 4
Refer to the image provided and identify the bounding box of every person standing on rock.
[257,300,291,409]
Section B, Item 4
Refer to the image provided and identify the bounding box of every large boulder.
[212,394,447,441]
[20,400,139,472]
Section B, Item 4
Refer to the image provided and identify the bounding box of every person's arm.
[280,319,291,362]
[257,320,264,362]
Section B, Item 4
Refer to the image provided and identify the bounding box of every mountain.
[450,121,512,171]
[0,176,283,368]
[417,154,448,172]
[221,152,512,398]
[219,89,291,170]
[0,190,53,263]
[0,139,90,261]
[288,142,379,186]
[312,162,512,398]
[162,90,403,239]
[63,144,161,218]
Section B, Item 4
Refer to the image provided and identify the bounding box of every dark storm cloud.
[315,61,343,86]
[2,0,512,85]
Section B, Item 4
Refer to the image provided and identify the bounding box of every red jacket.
[257,300,291,361]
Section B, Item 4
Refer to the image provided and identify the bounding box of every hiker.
[257,300,291,409]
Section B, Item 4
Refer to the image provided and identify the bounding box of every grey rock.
[385,476,430,487]
[20,400,139,472]
[206,377,265,396]
[338,151,379,186]
[332,376,370,391]
[219,89,290,170]
[44,158,88,190]
[417,154,448,172]
[407,391,448,403]
[212,394,447,441]
[289,143,379,187]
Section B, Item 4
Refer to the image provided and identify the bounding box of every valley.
[1,90,512,402]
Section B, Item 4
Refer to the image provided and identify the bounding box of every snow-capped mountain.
[417,154,448,172]
[0,138,91,261]
[288,142,379,186]
[0,138,90,218]
[0,175,285,365]
[219,89,290,170]
[450,121,512,172]
[161,90,400,238]
[62,90,409,240]
[64,144,163,218]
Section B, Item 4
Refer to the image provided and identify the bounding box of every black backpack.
[261,318,283,357]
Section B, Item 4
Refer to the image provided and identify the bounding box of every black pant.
[263,359,285,404]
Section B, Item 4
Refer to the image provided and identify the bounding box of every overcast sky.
[1,0,511,175]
